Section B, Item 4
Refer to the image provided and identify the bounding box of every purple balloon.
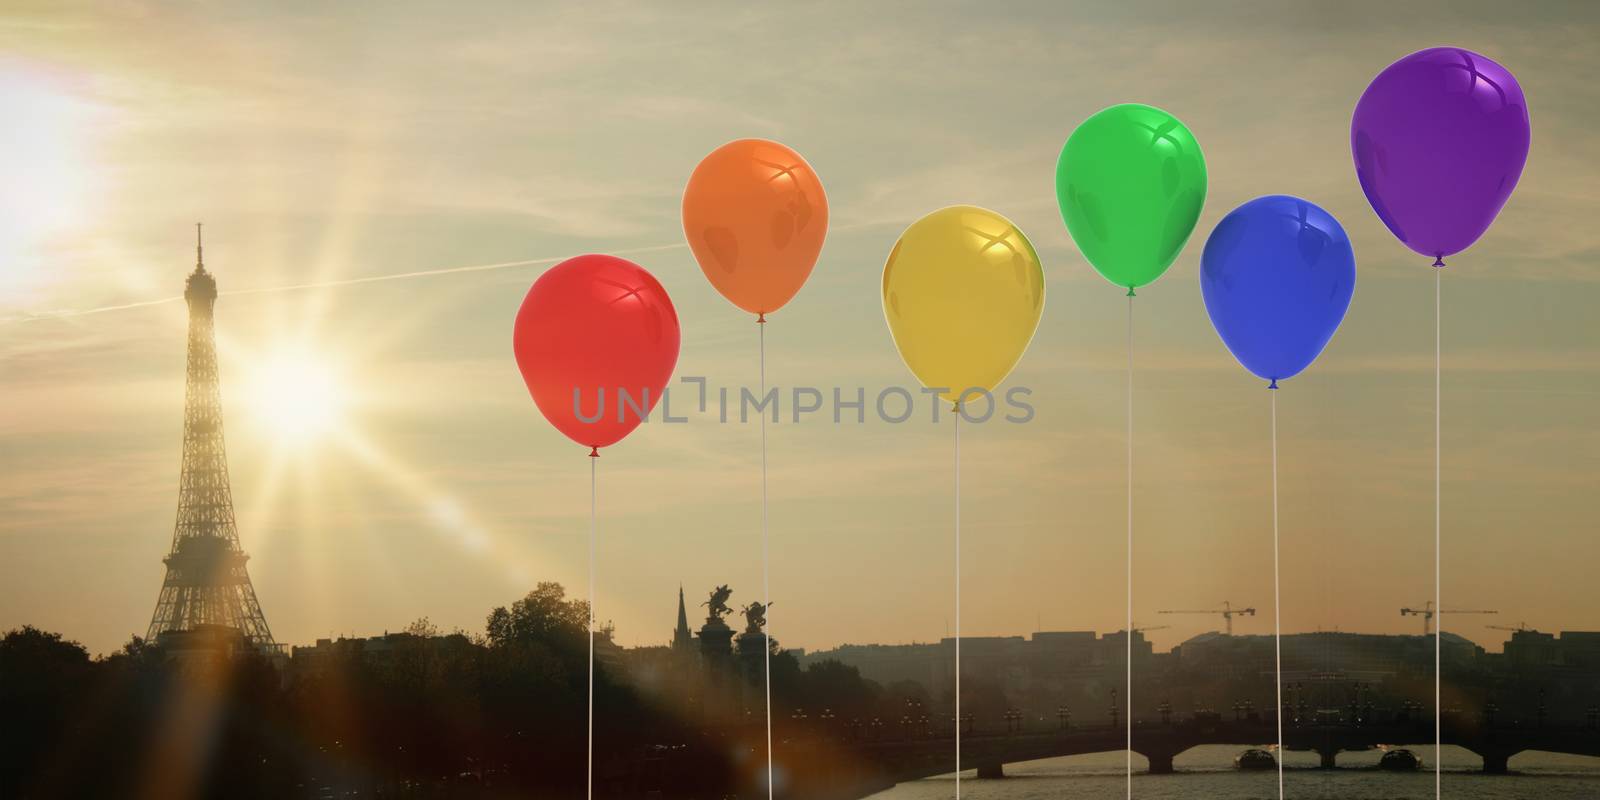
[1351,47,1530,264]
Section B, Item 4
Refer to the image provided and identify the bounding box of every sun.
[244,350,348,443]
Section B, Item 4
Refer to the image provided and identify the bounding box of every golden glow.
[243,349,348,444]
[0,66,99,300]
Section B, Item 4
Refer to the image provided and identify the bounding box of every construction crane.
[1399,601,1496,635]
[1159,601,1257,636]
[1115,624,1171,636]
[1487,623,1537,634]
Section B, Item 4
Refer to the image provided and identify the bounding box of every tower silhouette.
[146,225,275,648]
[673,584,693,651]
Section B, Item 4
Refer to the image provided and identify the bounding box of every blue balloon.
[1200,196,1355,387]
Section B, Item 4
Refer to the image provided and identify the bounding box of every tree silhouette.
[0,583,886,798]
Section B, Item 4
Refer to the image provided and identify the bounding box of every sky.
[2,1,1598,657]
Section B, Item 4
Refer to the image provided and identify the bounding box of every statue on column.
[741,601,772,635]
[702,585,733,624]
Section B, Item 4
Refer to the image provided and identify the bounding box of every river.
[865,745,1600,799]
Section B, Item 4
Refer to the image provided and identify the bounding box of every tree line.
[1,582,944,799]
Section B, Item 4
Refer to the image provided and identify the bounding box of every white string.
[954,404,962,799]
[1440,264,1452,793]
[1271,387,1283,800]
[1125,292,1133,799]
[588,454,596,800]
[760,320,774,799]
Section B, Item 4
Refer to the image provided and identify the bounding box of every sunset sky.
[2,1,1597,658]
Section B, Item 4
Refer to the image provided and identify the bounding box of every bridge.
[757,716,1600,799]
[605,714,1600,798]
[859,718,1599,777]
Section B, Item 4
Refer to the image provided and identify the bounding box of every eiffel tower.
[146,225,275,649]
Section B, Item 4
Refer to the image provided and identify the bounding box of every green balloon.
[1055,103,1207,294]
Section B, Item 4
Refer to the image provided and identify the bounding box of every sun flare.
[244,350,348,443]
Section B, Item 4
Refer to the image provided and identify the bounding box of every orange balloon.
[682,139,828,318]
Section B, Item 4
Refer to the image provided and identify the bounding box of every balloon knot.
[1268,379,1279,390]
[757,312,767,324]
[588,446,599,458]
[1126,286,1137,298]
[1432,256,1446,268]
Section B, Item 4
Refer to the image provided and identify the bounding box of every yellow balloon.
[882,206,1046,403]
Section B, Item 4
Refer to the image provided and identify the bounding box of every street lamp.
[904,698,923,739]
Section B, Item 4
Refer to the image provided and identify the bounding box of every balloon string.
[588,454,596,800]
[1125,292,1133,800]
[760,319,774,800]
[1272,388,1283,800]
[954,402,962,799]
[1440,265,1452,796]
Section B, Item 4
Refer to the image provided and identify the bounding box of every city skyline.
[4,2,1600,659]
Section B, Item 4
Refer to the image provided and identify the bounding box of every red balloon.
[513,255,680,453]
